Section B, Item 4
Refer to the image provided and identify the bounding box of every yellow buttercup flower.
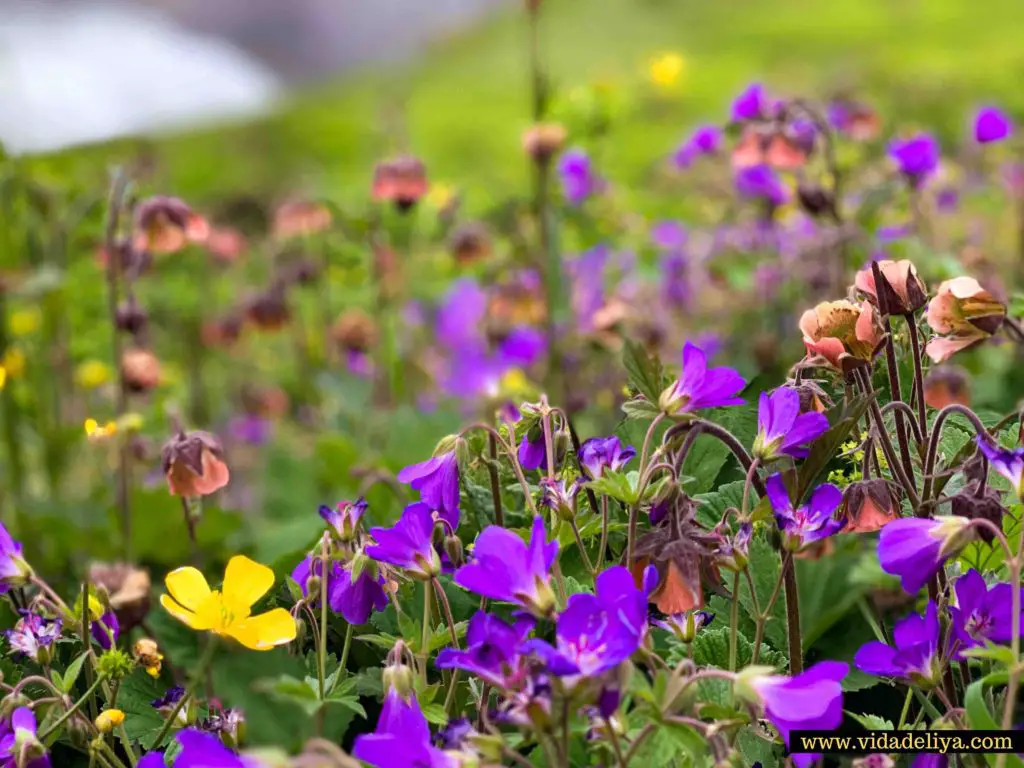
[426,182,455,211]
[9,309,40,337]
[95,709,125,734]
[85,418,118,443]
[648,52,685,89]
[75,360,112,390]
[0,367,6,391]
[160,555,297,651]
[2,347,25,378]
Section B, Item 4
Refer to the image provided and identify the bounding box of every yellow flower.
[75,360,112,390]
[85,418,118,443]
[426,183,455,211]
[0,367,6,391]
[2,347,25,378]
[95,709,125,734]
[9,309,40,337]
[160,556,297,651]
[648,52,685,89]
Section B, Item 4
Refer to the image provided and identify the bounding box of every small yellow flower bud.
[95,709,125,733]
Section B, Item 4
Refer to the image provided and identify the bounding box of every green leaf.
[694,480,746,529]
[421,702,448,726]
[324,691,367,719]
[959,644,1018,667]
[356,633,401,650]
[628,721,709,766]
[586,469,637,505]
[679,434,731,495]
[61,652,88,694]
[796,537,871,648]
[690,626,787,672]
[846,711,893,730]
[737,537,788,652]
[964,677,1024,768]
[622,397,661,421]
[737,726,781,768]
[622,339,665,404]
[117,670,168,749]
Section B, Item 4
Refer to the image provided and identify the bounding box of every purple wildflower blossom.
[731,83,766,122]
[950,569,1024,658]
[854,601,942,685]
[748,662,847,768]
[397,451,460,530]
[889,134,940,187]
[659,341,746,416]
[328,563,389,625]
[877,516,973,594]
[766,475,844,551]
[6,614,61,663]
[92,611,120,651]
[650,221,688,250]
[454,516,558,616]
[558,149,598,206]
[673,125,722,168]
[566,245,609,332]
[976,437,1024,498]
[653,609,714,643]
[319,498,368,542]
[595,565,657,640]
[137,754,166,768]
[0,708,50,768]
[734,164,788,206]
[175,729,252,768]
[578,436,635,480]
[366,503,442,580]
[227,415,271,446]
[353,689,455,768]
[518,431,546,471]
[0,522,29,592]
[754,386,829,461]
[435,611,534,690]
[974,107,1012,144]
[151,686,186,710]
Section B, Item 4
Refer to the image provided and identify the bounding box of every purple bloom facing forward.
[558,148,598,206]
[854,602,942,686]
[328,563,389,625]
[877,516,973,594]
[353,689,455,768]
[319,498,368,542]
[658,342,745,416]
[595,565,656,641]
[0,522,30,592]
[754,386,829,461]
[950,569,1024,657]
[673,125,722,168]
[747,662,847,768]
[6,614,61,663]
[578,436,635,480]
[455,516,558,616]
[974,106,1012,144]
[734,164,788,206]
[366,503,441,580]
[397,451,460,530]
[731,83,766,122]
[976,437,1024,499]
[435,611,534,690]
[0,708,50,768]
[175,729,252,768]
[889,134,939,187]
[766,475,844,551]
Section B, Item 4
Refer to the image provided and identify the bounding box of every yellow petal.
[159,594,214,631]
[222,555,274,608]
[226,608,296,650]
[165,566,211,611]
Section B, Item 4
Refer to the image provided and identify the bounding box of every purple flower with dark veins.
[397,451,460,530]
[454,516,558,616]
[595,565,657,641]
[766,474,844,552]
[658,341,746,416]
[558,148,599,206]
[0,708,50,768]
[877,516,974,594]
[353,689,456,768]
[889,134,940,187]
[366,503,442,580]
[435,611,534,690]
[92,610,120,651]
[976,437,1024,499]
[949,569,1024,658]
[974,107,1012,144]
[753,386,829,460]
[6,614,61,663]
[854,601,942,686]
[578,436,635,480]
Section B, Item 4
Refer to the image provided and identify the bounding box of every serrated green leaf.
[846,711,893,730]
[737,726,780,768]
[964,677,1024,768]
[680,434,731,495]
[694,480,746,529]
[622,339,666,404]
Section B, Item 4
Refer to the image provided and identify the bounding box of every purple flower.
[0,708,50,768]
[6,614,61,663]
[0,522,30,592]
[950,569,1024,658]
[660,252,690,310]
[518,432,547,471]
[653,609,714,643]
[175,729,252,768]
[397,451,460,530]
[319,498,368,542]
[435,611,533,690]
[658,341,746,416]
[854,601,942,686]
[734,164,787,206]
[151,686,186,711]
[353,690,455,768]
[558,149,598,206]
[328,563,389,625]
[747,662,847,768]
[454,516,558,616]
[366,503,441,580]
[436,279,487,351]
[766,475,844,551]
[138,754,166,768]
[673,126,722,168]
[754,386,829,461]
[497,327,546,367]
[540,477,582,520]
[92,611,120,651]
[974,106,1012,144]
[577,436,635,480]
[594,565,656,640]
[566,245,609,332]
[650,221,688,250]
[731,83,766,122]
[877,516,973,594]
[889,134,939,186]
[227,415,271,446]
[976,437,1024,499]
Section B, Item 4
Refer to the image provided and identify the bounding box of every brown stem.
[486,432,505,528]
[782,553,802,674]
[906,317,929,442]
[880,313,916,481]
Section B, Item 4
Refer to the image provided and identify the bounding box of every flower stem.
[782,553,802,674]
[327,623,354,698]
[486,432,505,528]
[728,571,741,672]
[570,519,596,576]
[881,313,916,481]
[897,686,914,730]
[906,317,929,442]
[596,497,610,573]
[420,581,433,685]
[625,413,665,566]
[38,674,107,741]
[151,638,217,750]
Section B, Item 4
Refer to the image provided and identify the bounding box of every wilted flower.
[925,277,1006,362]
[320,498,368,542]
[753,386,829,461]
[950,569,1024,658]
[372,156,429,211]
[449,222,492,265]
[121,348,161,393]
[827,99,881,141]
[0,708,50,768]
[366,503,441,580]
[730,82,766,122]
[672,125,721,168]
[653,609,714,643]
[272,199,332,239]
[352,689,454,768]
[974,106,1012,144]
[841,480,901,533]
[658,341,745,416]
[854,259,928,315]
[578,435,635,479]
[976,437,1024,499]
[88,562,151,632]
[558,148,599,206]
[855,601,942,686]
[331,309,378,357]
[648,52,685,89]
[522,122,568,163]
[6,614,61,664]
[397,450,460,530]
[732,123,813,171]
[799,299,883,372]
[877,516,975,594]
[0,522,31,592]
[133,638,164,678]
[889,133,940,187]
[540,477,582,521]
[204,227,246,264]
[161,430,230,497]
[923,365,970,410]
[767,475,844,551]
[436,611,534,691]
[455,516,558,617]
[160,555,297,650]
[245,282,291,331]
[133,196,208,254]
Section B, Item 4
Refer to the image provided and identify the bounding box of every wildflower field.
[2,0,1024,766]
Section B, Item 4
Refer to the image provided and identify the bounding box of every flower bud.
[304,574,322,604]
[114,296,148,336]
[522,123,567,164]
[444,535,465,569]
[0,694,30,720]
[120,348,161,393]
[133,638,164,678]
[95,709,125,734]
[382,659,416,700]
[96,649,134,681]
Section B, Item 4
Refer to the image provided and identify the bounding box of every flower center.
[195,590,251,631]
